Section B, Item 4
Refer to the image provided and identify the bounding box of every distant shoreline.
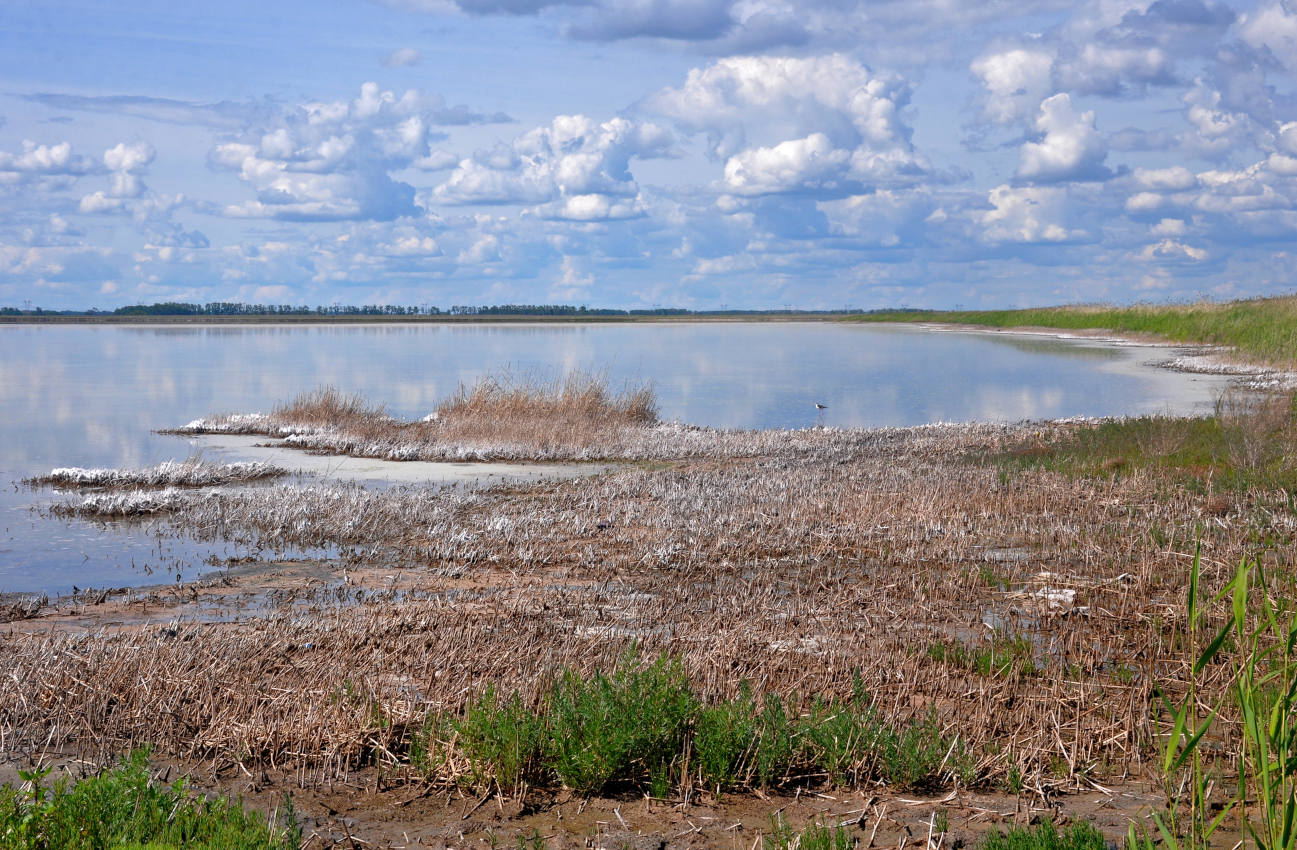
[0,312,840,325]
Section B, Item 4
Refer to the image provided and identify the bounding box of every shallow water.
[0,321,1233,594]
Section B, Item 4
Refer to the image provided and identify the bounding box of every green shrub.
[752,692,797,788]
[545,654,697,795]
[876,709,961,790]
[694,683,757,792]
[0,749,299,850]
[765,813,857,850]
[455,687,546,792]
[798,694,880,786]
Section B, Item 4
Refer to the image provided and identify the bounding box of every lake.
[0,321,1234,595]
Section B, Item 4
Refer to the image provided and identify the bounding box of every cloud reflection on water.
[0,322,1233,594]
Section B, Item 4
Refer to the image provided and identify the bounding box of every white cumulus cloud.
[1017,93,1109,183]
[980,184,1078,242]
[434,114,671,219]
[209,82,503,221]
[648,54,927,196]
[971,48,1055,124]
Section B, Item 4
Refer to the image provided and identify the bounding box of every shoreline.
[5,340,1294,847]
[890,319,1297,388]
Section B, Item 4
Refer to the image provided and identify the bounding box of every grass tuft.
[981,820,1108,850]
[544,653,695,796]
[764,813,857,850]
[273,385,386,427]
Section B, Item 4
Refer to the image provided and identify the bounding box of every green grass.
[981,820,1108,850]
[412,653,973,797]
[764,813,857,850]
[762,815,1108,850]
[456,686,546,792]
[850,295,1297,366]
[927,632,1040,679]
[0,749,299,850]
[984,395,1297,493]
[545,655,696,796]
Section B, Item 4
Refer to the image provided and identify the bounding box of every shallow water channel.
[0,321,1235,595]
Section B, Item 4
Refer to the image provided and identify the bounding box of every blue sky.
[1,0,1295,310]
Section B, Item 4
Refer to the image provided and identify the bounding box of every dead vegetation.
[168,375,774,462]
[9,405,1297,800]
[27,458,288,489]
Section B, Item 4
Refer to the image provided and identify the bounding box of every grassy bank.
[852,295,1297,367]
[986,390,1297,493]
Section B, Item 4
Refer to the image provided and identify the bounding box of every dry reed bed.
[168,383,922,462]
[27,459,288,489]
[6,420,1291,790]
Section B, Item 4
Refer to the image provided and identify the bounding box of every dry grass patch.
[170,372,668,461]
[432,370,657,448]
[20,419,1297,795]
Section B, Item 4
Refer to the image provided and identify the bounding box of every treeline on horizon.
[0,301,877,318]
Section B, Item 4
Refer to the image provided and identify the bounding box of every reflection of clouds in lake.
[0,322,1235,477]
[0,322,1239,595]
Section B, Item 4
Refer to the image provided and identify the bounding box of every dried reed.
[12,415,1292,796]
[27,458,287,489]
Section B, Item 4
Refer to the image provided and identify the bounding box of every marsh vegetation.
[854,295,1297,369]
[11,370,1297,846]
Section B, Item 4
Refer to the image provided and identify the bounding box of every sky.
[1,0,1296,311]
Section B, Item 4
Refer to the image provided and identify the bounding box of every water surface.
[0,321,1232,594]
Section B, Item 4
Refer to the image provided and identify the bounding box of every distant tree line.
[2,301,868,318]
[110,302,438,316]
[105,302,703,317]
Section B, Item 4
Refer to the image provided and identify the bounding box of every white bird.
[814,403,827,410]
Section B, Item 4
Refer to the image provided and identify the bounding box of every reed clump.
[171,373,669,461]
[431,370,657,452]
[272,386,387,428]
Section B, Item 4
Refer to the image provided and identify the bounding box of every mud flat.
[5,376,1295,847]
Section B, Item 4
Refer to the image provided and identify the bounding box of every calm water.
[0,322,1233,595]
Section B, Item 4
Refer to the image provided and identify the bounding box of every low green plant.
[752,691,797,788]
[798,690,881,786]
[545,653,697,795]
[408,712,455,780]
[694,683,757,793]
[981,819,1107,850]
[876,708,964,791]
[455,687,546,793]
[764,813,857,850]
[0,749,299,850]
[1004,763,1025,795]
[406,654,981,797]
[927,632,1038,679]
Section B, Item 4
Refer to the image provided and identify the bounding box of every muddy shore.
[3,379,1287,847]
